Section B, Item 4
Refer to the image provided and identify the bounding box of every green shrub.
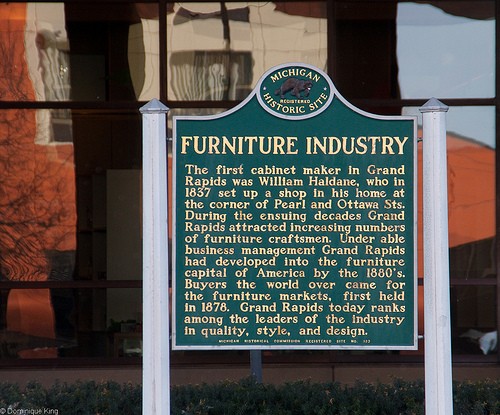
[0,378,499,414]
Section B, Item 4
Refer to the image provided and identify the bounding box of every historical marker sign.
[172,63,417,350]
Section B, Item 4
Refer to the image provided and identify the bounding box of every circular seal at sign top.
[257,63,334,120]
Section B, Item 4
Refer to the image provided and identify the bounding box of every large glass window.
[0,3,147,362]
[398,2,496,358]
[0,0,497,367]
[0,3,159,102]
[166,2,327,101]
[329,1,497,360]
[397,2,495,99]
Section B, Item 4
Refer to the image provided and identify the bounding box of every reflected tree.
[0,3,76,354]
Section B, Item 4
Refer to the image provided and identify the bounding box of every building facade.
[0,1,498,384]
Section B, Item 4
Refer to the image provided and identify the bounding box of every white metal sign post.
[141,99,170,415]
[420,98,453,415]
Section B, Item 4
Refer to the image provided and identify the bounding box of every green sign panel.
[172,63,417,350]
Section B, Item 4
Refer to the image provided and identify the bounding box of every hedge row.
[0,378,499,414]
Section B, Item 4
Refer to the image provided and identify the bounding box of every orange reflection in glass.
[0,3,76,358]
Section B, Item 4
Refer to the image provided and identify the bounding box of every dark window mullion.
[495,0,500,363]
